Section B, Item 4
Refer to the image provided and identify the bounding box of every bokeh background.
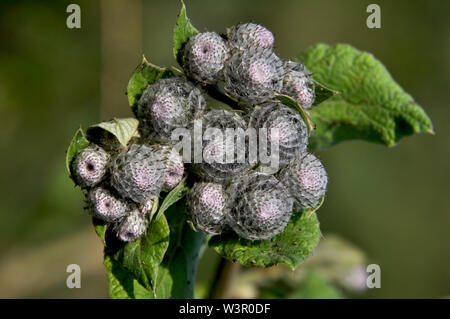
[0,0,448,298]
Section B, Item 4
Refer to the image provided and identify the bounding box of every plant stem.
[207,257,241,299]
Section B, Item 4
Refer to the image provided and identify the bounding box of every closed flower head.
[115,208,148,242]
[71,144,110,188]
[226,172,293,241]
[182,32,230,84]
[195,110,250,182]
[88,187,128,222]
[278,152,327,210]
[249,102,308,167]
[186,182,227,235]
[224,48,284,105]
[111,143,165,204]
[150,144,185,191]
[282,61,315,109]
[136,77,206,142]
[228,23,274,50]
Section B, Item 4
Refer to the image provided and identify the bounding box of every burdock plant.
[66,2,433,299]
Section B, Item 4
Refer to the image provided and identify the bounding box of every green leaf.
[66,127,90,176]
[275,94,315,136]
[155,176,189,221]
[92,217,107,244]
[127,56,174,113]
[147,197,159,222]
[104,253,153,299]
[208,207,322,270]
[288,271,343,299]
[153,200,205,298]
[312,79,340,106]
[173,0,198,64]
[110,214,170,295]
[86,118,139,148]
[300,43,434,149]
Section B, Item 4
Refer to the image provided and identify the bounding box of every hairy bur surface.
[115,208,149,242]
[249,101,309,167]
[111,143,165,204]
[194,110,250,183]
[224,47,284,105]
[282,61,315,109]
[88,187,129,222]
[182,32,230,84]
[226,172,293,241]
[227,23,274,50]
[186,183,227,235]
[278,152,327,210]
[136,77,206,142]
[150,144,185,191]
[71,144,110,188]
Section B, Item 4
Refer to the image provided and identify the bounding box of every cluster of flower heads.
[183,24,326,240]
[181,22,315,108]
[186,152,327,241]
[70,23,327,242]
[70,142,184,242]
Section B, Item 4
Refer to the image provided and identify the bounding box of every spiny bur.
[226,172,293,241]
[194,110,250,182]
[136,77,206,142]
[186,182,227,235]
[182,32,230,84]
[115,207,149,242]
[87,186,128,222]
[249,101,309,167]
[224,47,284,105]
[282,61,315,109]
[227,23,275,50]
[111,143,165,204]
[71,144,110,188]
[278,152,328,210]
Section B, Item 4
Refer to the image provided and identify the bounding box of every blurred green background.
[0,0,448,298]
